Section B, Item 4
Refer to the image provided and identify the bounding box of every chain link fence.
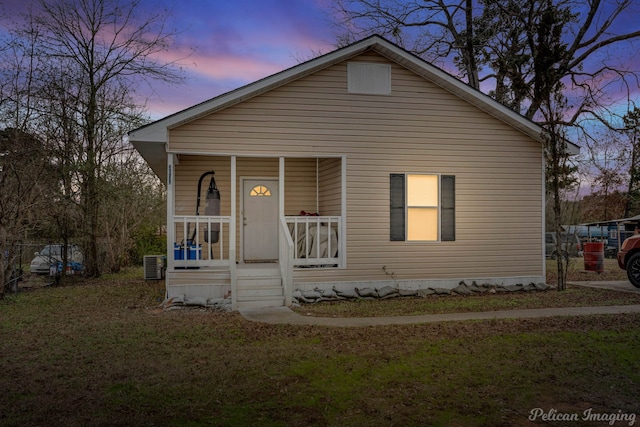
[4,242,89,294]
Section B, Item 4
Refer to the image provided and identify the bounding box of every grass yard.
[546,257,628,283]
[1,267,640,426]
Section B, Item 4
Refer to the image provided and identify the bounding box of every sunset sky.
[0,0,337,119]
[135,0,338,118]
[1,0,639,122]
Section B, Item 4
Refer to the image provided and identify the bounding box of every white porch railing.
[172,215,231,268]
[171,214,340,269]
[279,216,294,305]
[285,216,341,267]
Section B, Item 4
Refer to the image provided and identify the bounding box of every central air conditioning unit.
[144,255,165,280]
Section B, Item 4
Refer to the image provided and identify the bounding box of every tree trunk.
[463,0,480,90]
[625,127,640,218]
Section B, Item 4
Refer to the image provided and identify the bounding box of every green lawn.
[1,269,639,426]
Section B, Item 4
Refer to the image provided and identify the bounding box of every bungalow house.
[129,35,579,310]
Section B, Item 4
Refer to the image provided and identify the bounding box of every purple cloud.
[137,0,336,117]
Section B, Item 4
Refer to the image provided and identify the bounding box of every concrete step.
[237,276,282,288]
[236,266,281,278]
[236,265,284,308]
[236,296,285,309]
[166,270,230,287]
[236,285,283,299]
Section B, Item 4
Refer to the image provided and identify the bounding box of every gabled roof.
[129,35,580,179]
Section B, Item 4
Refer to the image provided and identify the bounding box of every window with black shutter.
[390,174,455,242]
[441,175,455,241]
[390,174,405,241]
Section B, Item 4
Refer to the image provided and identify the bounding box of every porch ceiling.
[131,139,167,183]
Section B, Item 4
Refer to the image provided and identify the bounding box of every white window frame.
[406,173,441,242]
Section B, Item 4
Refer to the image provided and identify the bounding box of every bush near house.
[130,223,166,265]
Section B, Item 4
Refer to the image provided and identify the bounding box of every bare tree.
[6,0,184,277]
[99,153,165,272]
[0,129,50,298]
[331,0,640,122]
[622,106,640,217]
[581,127,627,220]
[541,92,574,290]
[579,191,626,223]
[332,0,484,88]
[0,15,57,297]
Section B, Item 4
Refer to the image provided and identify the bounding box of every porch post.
[279,156,292,305]
[541,149,546,279]
[230,155,237,310]
[341,155,347,268]
[166,153,175,273]
[279,157,285,218]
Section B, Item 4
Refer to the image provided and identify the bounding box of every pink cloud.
[151,44,285,83]
[142,39,337,120]
[191,53,283,80]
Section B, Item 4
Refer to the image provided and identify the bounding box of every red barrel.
[583,242,604,273]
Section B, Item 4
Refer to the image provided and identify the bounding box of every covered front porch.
[165,154,346,310]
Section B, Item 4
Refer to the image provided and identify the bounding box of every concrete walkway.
[569,280,640,294]
[239,304,640,327]
[239,281,640,327]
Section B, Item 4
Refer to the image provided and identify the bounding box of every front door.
[243,178,278,262]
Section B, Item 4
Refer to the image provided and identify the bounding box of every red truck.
[617,234,640,288]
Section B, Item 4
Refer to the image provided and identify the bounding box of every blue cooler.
[188,244,201,260]
[174,243,185,260]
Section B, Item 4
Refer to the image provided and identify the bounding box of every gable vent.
[347,62,391,95]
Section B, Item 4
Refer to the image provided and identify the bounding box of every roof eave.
[131,139,167,183]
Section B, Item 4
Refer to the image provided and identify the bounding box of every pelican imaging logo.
[528,408,636,425]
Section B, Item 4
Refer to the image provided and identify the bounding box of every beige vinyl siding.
[173,156,233,260]
[318,158,342,216]
[283,158,317,215]
[169,51,543,283]
[174,156,232,217]
[284,157,342,215]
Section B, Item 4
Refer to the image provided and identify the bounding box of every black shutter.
[441,175,455,241]
[390,174,405,241]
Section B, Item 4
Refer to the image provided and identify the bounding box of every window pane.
[250,185,271,196]
[407,174,438,206]
[408,208,438,241]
